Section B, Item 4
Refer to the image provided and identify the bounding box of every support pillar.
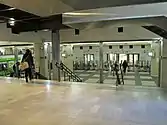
[52,30,60,81]
[34,43,48,78]
[47,43,51,80]
[34,43,41,74]
[99,42,103,83]
[151,41,160,79]
[160,39,167,88]
[61,45,73,71]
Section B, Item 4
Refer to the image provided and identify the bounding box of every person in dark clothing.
[22,49,34,83]
[122,60,128,74]
[13,62,20,77]
[114,61,121,85]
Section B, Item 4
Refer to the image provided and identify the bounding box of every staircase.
[56,62,82,82]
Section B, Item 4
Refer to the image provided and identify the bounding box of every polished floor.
[74,70,157,87]
[0,77,166,125]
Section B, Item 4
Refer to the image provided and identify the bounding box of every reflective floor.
[74,70,157,87]
[0,77,166,125]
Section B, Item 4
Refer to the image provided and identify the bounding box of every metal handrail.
[55,62,82,82]
[60,63,82,82]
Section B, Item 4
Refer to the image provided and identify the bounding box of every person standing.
[122,60,128,74]
[114,61,121,85]
[22,49,34,83]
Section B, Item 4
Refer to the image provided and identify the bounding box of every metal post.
[52,29,60,81]
[47,43,51,80]
[99,42,103,83]
[39,43,46,77]
[14,47,19,78]
[34,43,41,78]
[159,39,163,87]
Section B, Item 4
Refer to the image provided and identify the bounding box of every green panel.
[0,57,21,62]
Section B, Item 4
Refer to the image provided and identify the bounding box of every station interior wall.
[0,23,161,44]
[73,44,151,64]
[0,23,161,82]
[34,40,160,79]
[60,25,160,43]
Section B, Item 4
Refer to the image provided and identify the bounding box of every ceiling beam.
[9,14,71,34]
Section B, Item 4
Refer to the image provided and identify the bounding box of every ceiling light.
[9,18,15,26]
[10,18,15,21]
[64,12,117,16]
[9,21,15,26]
[8,8,15,11]
[43,29,49,31]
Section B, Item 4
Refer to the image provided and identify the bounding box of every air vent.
[119,45,123,49]
[109,45,112,49]
[129,45,133,49]
[141,45,145,48]
[75,29,80,35]
[118,27,123,33]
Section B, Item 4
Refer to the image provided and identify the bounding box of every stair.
[56,62,82,82]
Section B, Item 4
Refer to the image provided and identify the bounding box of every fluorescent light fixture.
[43,29,49,31]
[62,53,66,57]
[105,41,152,45]
[148,52,154,57]
[8,7,15,11]
[71,43,99,46]
[9,20,15,26]
[9,18,15,26]
[64,12,117,16]
[10,18,15,21]
[64,12,99,16]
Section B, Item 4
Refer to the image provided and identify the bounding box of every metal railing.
[56,62,82,82]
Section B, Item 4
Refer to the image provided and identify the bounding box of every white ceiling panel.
[0,0,74,16]
[0,0,166,17]
[61,0,166,10]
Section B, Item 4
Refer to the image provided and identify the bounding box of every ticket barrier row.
[138,61,151,72]
[73,60,151,73]
[74,61,113,71]
[127,60,150,72]
[73,61,98,70]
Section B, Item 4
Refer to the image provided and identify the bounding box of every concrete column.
[61,45,73,71]
[34,43,48,78]
[34,43,41,73]
[99,42,103,83]
[47,43,51,80]
[160,39,167,88]
[151,41,160,78]
[52,30,60,81]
